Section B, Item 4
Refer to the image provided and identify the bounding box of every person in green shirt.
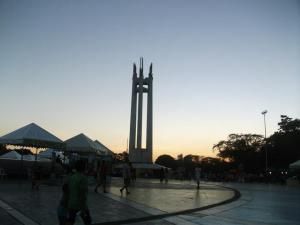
[66,160,91,225]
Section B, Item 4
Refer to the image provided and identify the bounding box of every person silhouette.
[195,165,201,189]
[120,160,131,195]
[164,168,168,183]
[159,168,164,183]
[66,160,91,225]
[94,160,107,193]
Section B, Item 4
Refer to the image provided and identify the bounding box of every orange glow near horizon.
[107,142,217,161]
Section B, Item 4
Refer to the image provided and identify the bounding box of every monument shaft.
[137,58,143,150]
[129,58,153,163]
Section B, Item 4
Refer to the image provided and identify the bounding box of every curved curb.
[92,185,241,225]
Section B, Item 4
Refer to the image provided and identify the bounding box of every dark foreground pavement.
[0,178,299,225]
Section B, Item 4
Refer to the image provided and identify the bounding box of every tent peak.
[0,122,63,148]
[64,133,99,153]
[73,133,89,139]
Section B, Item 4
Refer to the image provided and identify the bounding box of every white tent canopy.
[0,123,63,148]
[0,151,22,160]
[64,133,100,153]
[289,160,300,169]
[38,148,56,158]
[38,148,65,161]
[94,140,113,155]
[0,151,51,162]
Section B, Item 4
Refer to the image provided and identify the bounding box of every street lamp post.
[261,110,268,173]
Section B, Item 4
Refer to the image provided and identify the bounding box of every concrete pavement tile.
[102,191,165,215]
[165,216,199,225]
[0,207,23,225]
[109,186,234,213]
[193,215,267,225]
[5,180,283,225]
[178,214,205,220]
[0,182,151,225]
[0,179,239,225]
[124,219,173,225]
[220,203,299,225]
[0,199,39,225]
[197,199,249,215]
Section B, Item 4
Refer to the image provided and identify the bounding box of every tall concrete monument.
[129,58,153,163]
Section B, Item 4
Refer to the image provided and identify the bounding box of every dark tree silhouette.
[201,157,229,174]
[268,115,300,169]
[213,134,264,173]
[113,151,129,162]
[183,155,200,176]
[155,154,177,169]
[278,115,300,133]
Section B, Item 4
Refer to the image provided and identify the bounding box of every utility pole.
[262,110,268,173]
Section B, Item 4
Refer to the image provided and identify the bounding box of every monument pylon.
[129,58,153,163]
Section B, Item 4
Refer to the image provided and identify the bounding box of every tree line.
[155,115,300,179]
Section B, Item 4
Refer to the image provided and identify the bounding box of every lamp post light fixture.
[261,110,268,173]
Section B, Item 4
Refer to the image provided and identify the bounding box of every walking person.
[159,168,164,183]
[94,160,107,193]
[120,160,131,195]
[57,168,72,225]
[31,166,41,190]
[195,164,201,189]
[164,168,169,183]
[131,166,136,183]
[66,160,91,225]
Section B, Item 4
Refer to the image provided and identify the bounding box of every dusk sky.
[0,0,299,160]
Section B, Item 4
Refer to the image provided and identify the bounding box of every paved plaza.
[0,178,299,225]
